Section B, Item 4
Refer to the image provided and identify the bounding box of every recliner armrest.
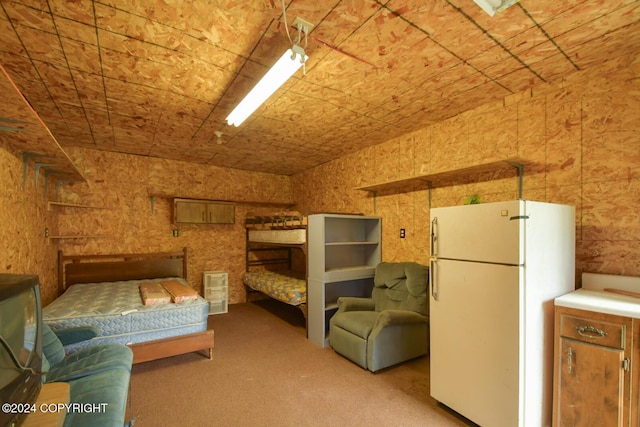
[53,326,100,346]
[374,310,428,329]
[336,297,375,313]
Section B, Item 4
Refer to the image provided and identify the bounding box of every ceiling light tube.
[226,47,308,127]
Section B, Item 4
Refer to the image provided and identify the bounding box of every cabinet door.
[206,202,234,224]
[557,337,626,426]
[174,200,208,223]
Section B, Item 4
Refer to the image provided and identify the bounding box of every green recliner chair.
[329,262,429,372]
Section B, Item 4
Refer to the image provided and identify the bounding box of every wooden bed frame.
[57,247,214,364]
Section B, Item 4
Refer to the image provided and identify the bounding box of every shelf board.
[1,65,86,183]
[323,265,376,282]
[148,193,295,207]
[325,241,379,246]
[48,235,108,239]
[354,157,532,193]
[48,201,107,210]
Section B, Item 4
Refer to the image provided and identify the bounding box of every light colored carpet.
[127,300,475,427]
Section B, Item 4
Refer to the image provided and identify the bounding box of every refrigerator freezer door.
[430,259,521,427]
[431,200,523,265]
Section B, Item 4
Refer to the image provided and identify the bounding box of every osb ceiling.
[0,0,639,176]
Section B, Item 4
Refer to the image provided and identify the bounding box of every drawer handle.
[576,325,608,339]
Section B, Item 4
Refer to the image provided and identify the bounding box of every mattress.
[248,228,306,245]
[243,271,306,305]
[43,277,209,353]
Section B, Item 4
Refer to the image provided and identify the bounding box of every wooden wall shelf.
[1,65,85,184]
[148,193,295,207]
[48,201,107,210]
[48,235,108,240]
[354,158,532,194]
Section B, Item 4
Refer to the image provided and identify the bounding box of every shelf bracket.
[44,170,73,196]
[509,162,524,199]
[371,191,377,214]
[150,196,156,214]
[22,152,52,188]
[55,179,73,200]
[34,162,59,188]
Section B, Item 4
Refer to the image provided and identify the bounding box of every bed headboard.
[58,248,188,295]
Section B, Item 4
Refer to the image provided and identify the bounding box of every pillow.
[139,282,171,305]
[161,280,198,303]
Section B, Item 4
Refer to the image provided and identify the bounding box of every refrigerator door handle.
[430,259,438,301]
[430,217,438,256]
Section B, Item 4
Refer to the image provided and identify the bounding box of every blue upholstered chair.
[41,322,133,427]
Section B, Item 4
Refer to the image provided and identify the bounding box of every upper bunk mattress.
[248,228,306,245]
[43,277,208,353]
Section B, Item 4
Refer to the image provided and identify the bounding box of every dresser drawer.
[560,313,626,349]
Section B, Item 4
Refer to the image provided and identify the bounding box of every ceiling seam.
[92,2,246,148]
[196,18,279,146]
[315,0,385,59]
[291,0,390,131]
[291,1,403,129]
[202,0,390,152]
[0,2,65,127]
[46,0,98,147]
[204,0,356,150]
[91,0,115,143]
[445,1,547,84]
[517,3,580,72]
[96,16,241,74]
[376,1,514,93]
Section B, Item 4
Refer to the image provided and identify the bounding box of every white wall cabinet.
[307,214,381,347]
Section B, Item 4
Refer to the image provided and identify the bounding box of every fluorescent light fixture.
[225,45,308,127]
[473,0,520,16]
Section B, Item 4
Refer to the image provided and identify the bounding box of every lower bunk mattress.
[243,271,306,306]
[43,277,209,353]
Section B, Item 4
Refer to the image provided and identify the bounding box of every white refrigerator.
[429,200,575,427]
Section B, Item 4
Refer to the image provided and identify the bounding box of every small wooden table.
[23,382,70,427]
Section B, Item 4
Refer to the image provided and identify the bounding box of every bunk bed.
[43,248,214,364]
[243,213,308,318]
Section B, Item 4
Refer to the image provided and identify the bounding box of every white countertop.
[555,288,640,318]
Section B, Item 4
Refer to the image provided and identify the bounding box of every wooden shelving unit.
[307,214,381,347]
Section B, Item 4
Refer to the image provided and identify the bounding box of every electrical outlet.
[172,229,179,237]
[400,228,405,238]
[44,227,49,238]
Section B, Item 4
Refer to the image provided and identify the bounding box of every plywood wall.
[3,54,638,308]
[0,140,59,305]
[54,148,294,304]
[292,57,640,280]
